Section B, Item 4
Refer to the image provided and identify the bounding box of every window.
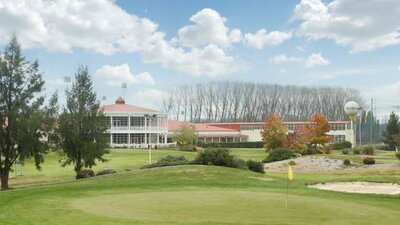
[113,117,128,127]
[331,135,346,143]
[130,133,145,144]
[287,124,295,131]
[240,125,263,130]
[104,117,111,128]
[131,117,144,127]
[112,133,128,144]
[330,124,346,131]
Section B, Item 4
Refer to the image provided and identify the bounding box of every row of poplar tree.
[0,36,109,190]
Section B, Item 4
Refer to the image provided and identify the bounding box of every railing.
[110,126,168,132]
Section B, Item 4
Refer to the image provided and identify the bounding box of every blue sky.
[0,0,399,119]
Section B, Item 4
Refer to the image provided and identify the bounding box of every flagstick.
[285,176,289,209]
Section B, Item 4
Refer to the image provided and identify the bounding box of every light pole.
[358,107,363,146]
[144,114,157,164]
[344,101,359,147]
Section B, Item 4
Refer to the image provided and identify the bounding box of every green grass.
[9,148,266,189]
[2,147,400,224]
[1,166,400,225]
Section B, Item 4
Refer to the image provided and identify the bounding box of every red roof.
[101,97,159,113]
[168,120,242,132]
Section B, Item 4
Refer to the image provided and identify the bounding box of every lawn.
[9,148,266,189]
[1,166,400,225]
[2,147,400,225]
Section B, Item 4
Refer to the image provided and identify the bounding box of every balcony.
[110,126,167,132]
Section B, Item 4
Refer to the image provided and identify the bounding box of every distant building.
[168,121,354,146]
[101,97,168,148]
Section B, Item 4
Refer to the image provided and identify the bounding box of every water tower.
[344,101,359,147]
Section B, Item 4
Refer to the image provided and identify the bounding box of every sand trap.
[309,182,400,195]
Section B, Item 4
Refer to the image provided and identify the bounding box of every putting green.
[70,190,397,224]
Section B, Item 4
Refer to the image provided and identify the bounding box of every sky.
[0,0,399,119]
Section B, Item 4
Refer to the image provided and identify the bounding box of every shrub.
[343,159,351,166]
[352,148,360,155]
[301,148,322,155]
[363,157,375,165]
[395,152,400,160]
[76,169,95,179]
[231,157,247,169]
[246,160,265,174]
[199,142,263,148]
[333,140,352,150]
[322,145,334,154]
[193,148,235,167]
[288,160,296,166]
[141,155,190,169]
[361,145,374,155]
[341,148,350,155]
[264,148,295,163]
[96,169,116,176]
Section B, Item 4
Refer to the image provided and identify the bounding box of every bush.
[341,148,350,155]
[301,148,322,155]
[231,157,247,169]
[96,169,116,176]
[288,160,296,166]
[264,148,295,163]
[199,142,263,149]
[141,155,190,169]
[76,169,95,179]
[333,140,352,150]
[322,145,334,154]
[193,148,235,167]
[343,159,351,166]
[246,160,265,174]
[363,157,375,165]
[361,145,374,155]
[395,152,400,160]
[352,148,360,155]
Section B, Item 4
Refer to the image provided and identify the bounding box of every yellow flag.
[288,165,294,180]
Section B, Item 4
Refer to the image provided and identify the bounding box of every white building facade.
[102,97,168,148]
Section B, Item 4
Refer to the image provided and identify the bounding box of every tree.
[303,113,331,150]
[382,112,400,150]
[261,114,287,152]
[0,36,58,190]
[56,66,109,178]
[283,132,306,152]
[172,124,197,151]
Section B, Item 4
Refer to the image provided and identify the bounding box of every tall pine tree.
[0,36,58,190]
[56,66,109,178]
[382,112,400,150]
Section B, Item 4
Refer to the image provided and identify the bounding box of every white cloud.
[132,89,167,109]
[0,2,250,76]
[177,8,241,48]
[268,54,302,64]
[304,53,330,68]
[244,29,292,49]
[0,0,161,55]
[294,0,400,52]
[95,64,155,86]
[268,53,330,68]
[279,68,287,74]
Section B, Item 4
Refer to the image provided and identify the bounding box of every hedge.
[199,141,263,148]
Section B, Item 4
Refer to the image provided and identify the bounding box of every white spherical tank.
[344,101,359,117]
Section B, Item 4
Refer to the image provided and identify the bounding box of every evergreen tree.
[382,112,400,150]
[56,66,109,178]
[0,36,58,190]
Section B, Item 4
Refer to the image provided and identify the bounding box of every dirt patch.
[309,182,400,195]
[264,156,343,173]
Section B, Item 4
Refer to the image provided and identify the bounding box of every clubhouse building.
[101,97,169,148]
[102,98,355,147]
[168,120,355,146]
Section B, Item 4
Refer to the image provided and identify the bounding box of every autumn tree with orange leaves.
[303,113,331,150]
[261,114,287,152]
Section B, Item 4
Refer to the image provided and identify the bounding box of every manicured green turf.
[9,148,266,189]
[1,166,400,225]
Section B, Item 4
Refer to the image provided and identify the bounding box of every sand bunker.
[309,182,400,195]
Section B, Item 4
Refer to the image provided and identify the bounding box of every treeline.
[163,81,364,122]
